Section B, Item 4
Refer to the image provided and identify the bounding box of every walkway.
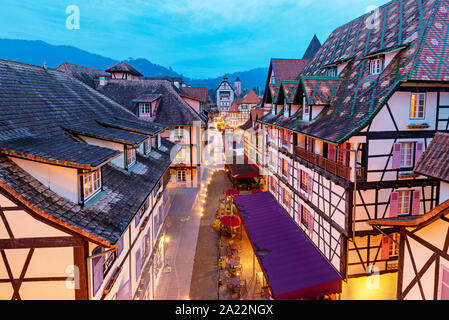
[189,170,232,300]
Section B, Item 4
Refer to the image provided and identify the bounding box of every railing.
[294,146,365,181]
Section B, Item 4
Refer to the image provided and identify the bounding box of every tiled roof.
[301,77,341,105]
[105,62,143,77]
[96,80,207,126]
[240,90,261,104]
[0,59,176,244]
[261,0,449,144]
[63,121,149,146]
[230,98,243,112]
[272,59,310,82]
[181,87,211,103]
[0,135,119,169]
[302,35,322,60]
[415,132,449,182]
[132,94,162,103]
[56,62,109,88]
[97,117,166,136]
[0,139,175,244]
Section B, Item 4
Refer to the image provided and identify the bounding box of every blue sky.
[0,0,386,78]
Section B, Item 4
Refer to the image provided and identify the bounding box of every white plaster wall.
[81,136,125,169]
[9,157,79,203]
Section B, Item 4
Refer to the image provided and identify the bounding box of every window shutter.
[415,142,424,164]
[308,212,314,235]
[440,265,449,300]
[390,192,399,218]
[135,210,141,228]
[297,203,302,223]
[92,247,104,296]
[287,160,291,181]
[328,145,336,161]
[117,237,124,256]
[307,174,313,199]
[392,143,402,169]
[288,192,292,212]
[136,248,142,278]
[412,190,421,216]
[381,236,391,260]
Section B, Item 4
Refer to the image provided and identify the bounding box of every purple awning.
[233,192,342,300]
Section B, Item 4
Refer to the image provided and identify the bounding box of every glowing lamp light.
[165,237,170,243]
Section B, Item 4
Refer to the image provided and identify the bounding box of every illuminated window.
[398,190,411,216]
[410,93,425,119]
[400,142,414,168]
[283,188,290,206]
[271,177,276,191]
[282,159,288,177]
[83,169,102,201]
[389,233,400,257]
[301,207,310,228]
[176,148,186,161]
[300,170,309,192]
[127,148,136,168]
[370,58,384,75]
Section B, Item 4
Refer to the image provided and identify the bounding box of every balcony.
[294,146,365,181]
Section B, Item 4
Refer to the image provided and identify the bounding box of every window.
[337,143,350,167]
[389,234,400,257]
[177,169,186,182]
[139,103,151,116]
[127,148,136,168]
[172,127,185,141]
[283,188,290,206]
[83,169,102,201]
[301,207,310,228]
[300,170,309,192]
[270,176,276,192]
[144,139,151,155]
[440,265,449,300]
[303,104,310,118]
[176,148,186,162]
[400,142,414,168]
[283,103,290,118]
[282,159,288,177]
[327,67,337,77]
[398,190,411,216]
[410,93,425,119]
[370,58,384,75]
[271,104,277,116]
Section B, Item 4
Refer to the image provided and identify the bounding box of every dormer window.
[82,169,102,202]
[139,103,152,117]
[143,139,151,155]
[370,58,384,75]
[303,104,310,119]
[126,148,136,169]
[327,67,337,77]
[283,103,290,118]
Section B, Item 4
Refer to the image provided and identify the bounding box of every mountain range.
[0,38,268,90]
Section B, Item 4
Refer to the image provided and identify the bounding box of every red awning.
[227,164,260,179]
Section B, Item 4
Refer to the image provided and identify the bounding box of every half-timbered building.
[370,132,449,300]
[0,59,177,300]
[255,0,449,299]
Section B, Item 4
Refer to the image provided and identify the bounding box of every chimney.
[43,62,48,71]
[99,77,108,86]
